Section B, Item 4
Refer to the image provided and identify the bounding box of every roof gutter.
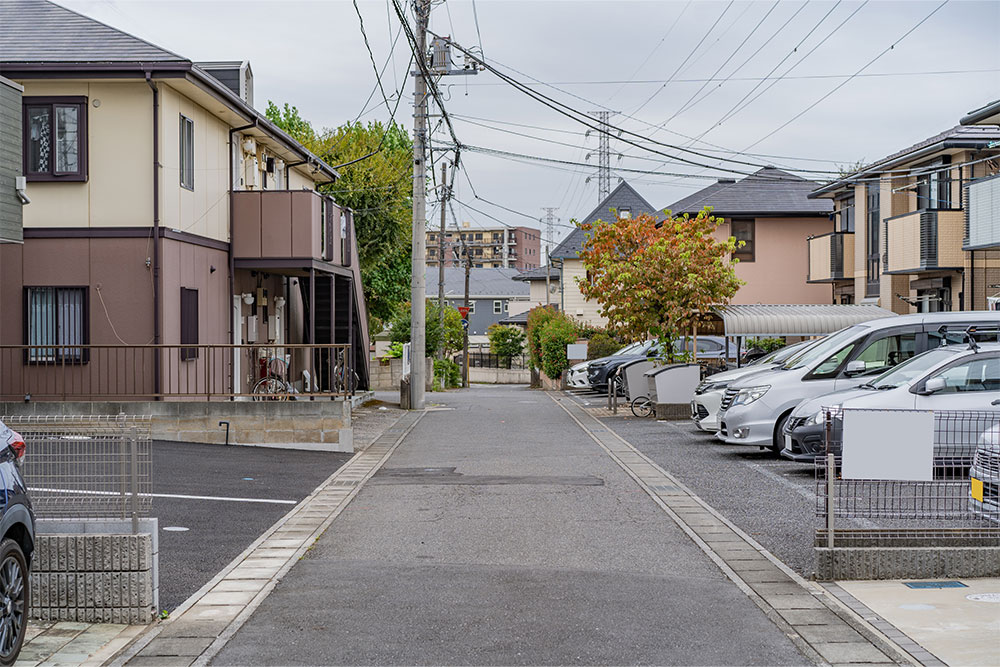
[961,100,1000,126]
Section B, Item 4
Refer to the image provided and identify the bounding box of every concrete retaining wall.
[815,546,1000,580]
[370,358,433,392]
[654,403,689,420]
[469,367,531,384]
[0,399,353,452]
[31,518,158,623]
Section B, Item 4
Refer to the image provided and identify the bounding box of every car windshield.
[869,348,959,389]
[753,339,821,366]
[782,326,865,370]
[613,341,645,356]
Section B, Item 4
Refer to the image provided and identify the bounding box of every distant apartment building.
[426,225,542,270]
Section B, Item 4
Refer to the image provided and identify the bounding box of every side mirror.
[844,360,866,376]
[922,377,947,395]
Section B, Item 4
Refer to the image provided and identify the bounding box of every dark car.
[587,341,659,394]
[0,422,33,666]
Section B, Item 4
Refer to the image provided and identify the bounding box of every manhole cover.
[966,593,1000,603]
[904,581,967,589]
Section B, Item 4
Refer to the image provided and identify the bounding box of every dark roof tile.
[665,167,831,217]
[551,180,664,259]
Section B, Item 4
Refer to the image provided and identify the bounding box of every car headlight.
[696,381,728,394]
[590,360,609,368]
[732,385,769,407]
[810,406,840,425]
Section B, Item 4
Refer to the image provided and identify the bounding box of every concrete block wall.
[370,358,433,391]
[815,546,1000,581]
[31,530,156,623]
[469,367,531,384]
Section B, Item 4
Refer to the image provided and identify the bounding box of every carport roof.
[702,304,897,337]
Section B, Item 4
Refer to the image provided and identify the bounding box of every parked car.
[717,312,1000,453]
[691,339,819,432]
[0,421,33,666]
[567,340,651,390]
[781,342,1000,465]
[587,340,659,394]
[970,425,999,522]
[589,336,732,395]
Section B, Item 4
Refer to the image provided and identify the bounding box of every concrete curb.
[104,408,427,667]
[552,394,919,666]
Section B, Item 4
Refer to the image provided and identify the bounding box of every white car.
[566,361,591,389]
[718,311,1000,453]
[782,341,1000,465]
[691,339,818,432]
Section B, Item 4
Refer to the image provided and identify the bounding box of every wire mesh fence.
[814,407,1000,538]
[5,415,152,526]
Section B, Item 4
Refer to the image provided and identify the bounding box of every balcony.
[232,190,349,267]
[885,209,965,274]
[807,232,854,283]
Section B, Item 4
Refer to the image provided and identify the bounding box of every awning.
[700,304,897,337]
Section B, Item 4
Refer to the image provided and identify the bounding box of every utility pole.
[586,110,618,202]
[540,207,558,306]
[437,160,448,366]
[462,234,471,388]
[409,0,431,410]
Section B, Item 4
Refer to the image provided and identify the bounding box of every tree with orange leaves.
[577,208,742,357]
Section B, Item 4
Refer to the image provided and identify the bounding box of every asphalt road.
[214,385,809,666]
[151,441,351,611]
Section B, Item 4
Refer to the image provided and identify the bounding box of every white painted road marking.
[28,487,298,505]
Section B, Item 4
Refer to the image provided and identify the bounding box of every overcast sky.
[62,0,1000,244]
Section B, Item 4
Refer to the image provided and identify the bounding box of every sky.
[60,0,1000,246]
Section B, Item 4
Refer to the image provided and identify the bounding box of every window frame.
[23,96,88,182]
[731,218,755,262]
[179,114,195,191]
[23,286,90,364]
[180,287,199,361]
[493,300,502,314]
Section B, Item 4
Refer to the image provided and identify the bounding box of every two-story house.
[1,74,25,321]
[809,125,1000,313]
[549,180,664,327]
[665,167,834,305]
[426,267,529,341]
[958,101,1000,311]
[0,0,369,399]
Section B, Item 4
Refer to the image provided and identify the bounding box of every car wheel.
[772,412,791,456]
[0,538,27,666]
[612,374,626,398]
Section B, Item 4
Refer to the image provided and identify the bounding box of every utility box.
[645,364,700,420]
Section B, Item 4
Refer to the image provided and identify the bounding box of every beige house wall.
[561,258,607,327]
[528,279,558,306]
[21,81,153,229]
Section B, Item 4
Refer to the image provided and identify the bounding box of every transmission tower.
[586,111,618,202]
[540,207,559,265]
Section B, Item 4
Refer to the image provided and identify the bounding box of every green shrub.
[384,341,404,359]
[539,316,578,380]
[587,331,621,360]
[746,337,785,354]
[488,324,526,363]
[433,358,461,389]
[526,306,558,370]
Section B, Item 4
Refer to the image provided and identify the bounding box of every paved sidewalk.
[16,621,143,667]
[212,386,826,665]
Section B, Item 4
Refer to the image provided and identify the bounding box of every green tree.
[487,325,526,364]
[266,103,412,328]
[388,300,463,357]
[526,306,558,370]
[539,316,578,380]
[586,331,621,360]
[578,208,742,360]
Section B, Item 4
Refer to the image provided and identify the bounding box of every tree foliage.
[265,102,412,328]
[539,316,578,380]
[487,325,526,363]
[577,209,742,357]
[526,306,559,370]
[586,331,621,360]
[388,300,463,357]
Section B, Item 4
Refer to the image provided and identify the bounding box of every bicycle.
[630,395,654,418]
[251,355,292,401]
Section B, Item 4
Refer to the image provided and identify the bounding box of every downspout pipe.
[229,120,257,398]
[145,71,161,398]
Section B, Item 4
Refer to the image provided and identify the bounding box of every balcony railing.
[885,209,965,274]
[807,231,854,282]
[232,190,346,264]
[0,343,354,401]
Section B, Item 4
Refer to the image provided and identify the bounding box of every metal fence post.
[130,425,139,535]
[826,452,836,550]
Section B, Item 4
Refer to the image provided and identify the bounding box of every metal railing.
[465,352,528,369]
[815,407,1000,547]
[0,343,354,401]
[6,415,152,531]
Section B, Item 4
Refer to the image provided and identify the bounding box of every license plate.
[972,477,984,502]
[784,435,792,452]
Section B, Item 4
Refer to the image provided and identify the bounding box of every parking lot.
[150,441,352,611]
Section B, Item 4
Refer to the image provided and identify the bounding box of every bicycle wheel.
[252,377,289,401]
[630,396,653,418]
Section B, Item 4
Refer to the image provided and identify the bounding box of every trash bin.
[619,359,657,401]
[644,364,700,420]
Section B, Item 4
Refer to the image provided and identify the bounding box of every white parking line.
[28,487,297,505]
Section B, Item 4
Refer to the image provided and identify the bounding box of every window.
[468,301,475,314]
[180,114,195,190]
[25,287,88,363]
[429,233,436,241]
[493,300,502,314]
[851,333,917,376]
[731,219,755,262]
[837,196,855,233]
[475,233,483,241]
[24,97,87,181]
[929,356,1000,393]
[180,288,199,360]
[865,182,880,297]
[915,159,952,210]
[808,343,858,379]
[618,208,631,219]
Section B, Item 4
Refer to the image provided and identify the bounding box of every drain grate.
[904,581,968,589]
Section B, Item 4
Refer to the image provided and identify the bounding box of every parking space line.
[551,395,918,666]
[29,487,298,505]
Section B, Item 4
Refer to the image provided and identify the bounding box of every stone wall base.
[815,546,1000,580]
[654,403,689,420]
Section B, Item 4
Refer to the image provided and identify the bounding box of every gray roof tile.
[665,167,831,217]
[426,267,529,298]
[0,0,185,63]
